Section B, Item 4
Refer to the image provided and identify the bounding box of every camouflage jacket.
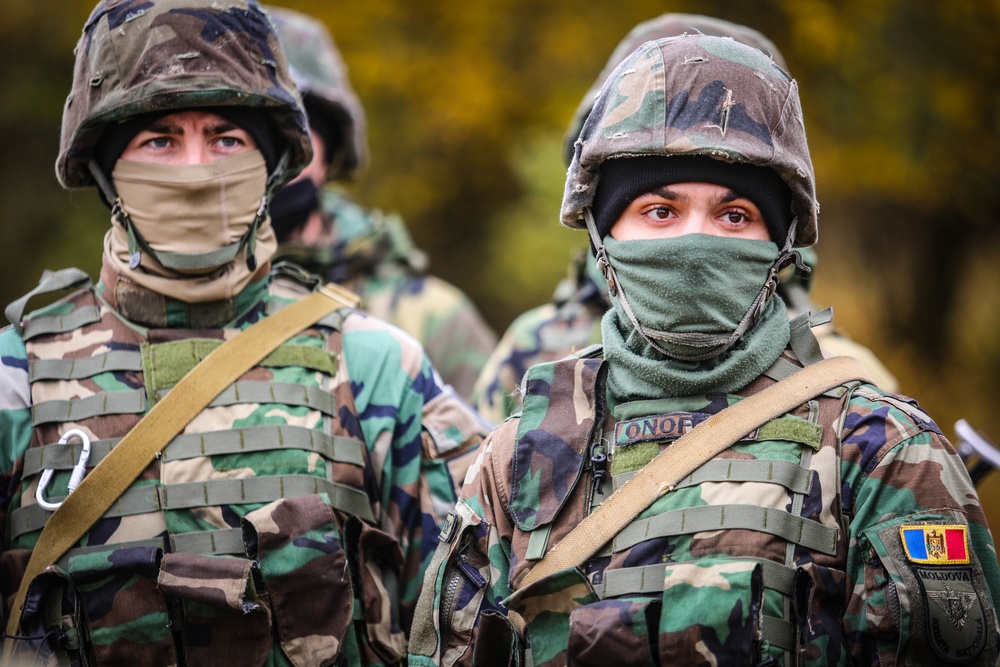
[275,189,497,399]
[473,252,898,425]
[0,264,486,667]
[410,349,1000,667]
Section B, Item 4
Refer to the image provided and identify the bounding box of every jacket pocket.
[657,559,764,666]
[157,552,272,667]
[345,516,406,663]
[567,597,660,667]
[68,545,177,667]
[243,493,353,667]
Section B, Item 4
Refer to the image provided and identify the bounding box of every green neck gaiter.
[601,234,789,404]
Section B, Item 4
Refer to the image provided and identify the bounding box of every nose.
[181,141,212,166]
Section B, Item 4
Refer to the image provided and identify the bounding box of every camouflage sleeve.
[408,419,519,667]
[841,385,1000,665]
[471,304,567,426]
[364,275,497,401]
[339,311,488,630]
[0,326,31,539]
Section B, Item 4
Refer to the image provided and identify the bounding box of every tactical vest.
[1,272,406,666]
[495,350,861,667]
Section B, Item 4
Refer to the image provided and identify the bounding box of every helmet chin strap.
[584,207,802,362]
[86,152,290,274]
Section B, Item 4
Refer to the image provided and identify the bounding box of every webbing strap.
[518,356,870,588]
[762,615,797,651]
[170,528,245,555]
[5,268,92,337]
[30,351,144,381]
[612,504,838,556]
[525,525,552,561]
[22,307,102,341]
[32,390,146,426]
[3,283,360,662]
[22,426,365,478]
[613,458,814,495]
[168,381,337,416]
[12,475,374,539]
[593,558,797,599]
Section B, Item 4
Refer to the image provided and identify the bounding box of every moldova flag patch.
[900,525,970,565]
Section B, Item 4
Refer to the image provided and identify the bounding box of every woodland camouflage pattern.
[265,5,367,181]
[274,190,498,400]
[411,35,1000,667]
[562,34,818,247]
[412,351,1000,666]
[562,13,788,166]
[0,268,485,666]
[58,0,312,189]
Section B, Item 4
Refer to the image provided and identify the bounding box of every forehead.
[141,111,242,132]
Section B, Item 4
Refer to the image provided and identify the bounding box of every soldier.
[410,35,1000,666]
[0,1,485,664]
[265,7,497,400]
[472,14,897,426]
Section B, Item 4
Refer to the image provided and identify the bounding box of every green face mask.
[600,233,790,401]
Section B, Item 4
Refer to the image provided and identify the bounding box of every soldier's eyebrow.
[203,121,241,136]
[713,189,749,206]
[143,120,184,135]
[649,186,688,201]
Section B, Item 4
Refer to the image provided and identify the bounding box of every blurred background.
[2,0,1000,516]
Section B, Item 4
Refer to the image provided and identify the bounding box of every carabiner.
[35,429,92,512]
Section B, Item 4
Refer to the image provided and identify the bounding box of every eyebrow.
[140,120,241,136]
[647,186,747,206]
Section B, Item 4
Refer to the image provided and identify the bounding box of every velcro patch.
[915,566,988,662]
[901,525,970,565]
[614,412,709,447]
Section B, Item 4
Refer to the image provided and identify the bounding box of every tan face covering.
[105,151,277,303]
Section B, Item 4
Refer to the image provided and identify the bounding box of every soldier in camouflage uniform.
[0,1,486,664]
[264,7,497,400]
[472,14,896,425]
[410,35,1000,666]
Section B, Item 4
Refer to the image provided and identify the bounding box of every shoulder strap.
[518,355,872,589]
[2,283,360,659]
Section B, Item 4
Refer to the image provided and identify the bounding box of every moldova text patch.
[900,525,970,565]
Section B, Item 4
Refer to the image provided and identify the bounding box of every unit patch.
[900,525,970,565]
[915,566,988,663]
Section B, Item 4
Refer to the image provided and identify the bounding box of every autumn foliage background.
[2,0,1000,516]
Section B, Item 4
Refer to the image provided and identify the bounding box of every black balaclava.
[591,155,793,245]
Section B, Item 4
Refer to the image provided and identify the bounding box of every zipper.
[439,530,473,642]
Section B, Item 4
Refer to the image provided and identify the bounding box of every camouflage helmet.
[562,34,818,248]
[57,0,312,189]
[266,6,367,181]
[563,14,788,166]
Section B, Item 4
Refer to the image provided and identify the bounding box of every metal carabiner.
[35,429,92,512]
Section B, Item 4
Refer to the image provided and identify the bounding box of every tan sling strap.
[519,355,872,589]
[3,282,361,660]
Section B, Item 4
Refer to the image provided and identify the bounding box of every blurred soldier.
[411,35,999,666]
[266,7,497,399]
[472,14,896,425]
[0,1,484,664]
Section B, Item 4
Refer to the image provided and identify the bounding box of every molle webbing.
[23,425,366,479]
[612,458,814,495]
[30,380,344,427]
[30,350,144,380]
[22,306,102,340]
[593,558,799,651]
[594,557,796,599]
[610,504,838,556]
[32,391,146,426]
[11,475,374,540]
[4,267,92,336]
